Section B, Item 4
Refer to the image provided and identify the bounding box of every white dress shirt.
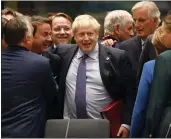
[141,39,145,50]
[63,43,130,130]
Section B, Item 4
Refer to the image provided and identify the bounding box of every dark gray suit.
[145,50,171,137]
[119,36,142,73]
[137,35,157,82]
[1,45,57,137]
[55,43,136,125]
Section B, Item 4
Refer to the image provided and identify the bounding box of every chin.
[83,48,93,54]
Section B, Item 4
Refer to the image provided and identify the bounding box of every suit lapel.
[60,45,78,92]
[99,43,111,93]
[134,36,142,61]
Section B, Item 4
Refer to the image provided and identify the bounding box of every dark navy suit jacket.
[1,45,57,137]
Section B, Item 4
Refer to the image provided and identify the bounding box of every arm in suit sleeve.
[42,60,58,105]
[130,62,153,137]
[41,60,59,119]
[119,51,137,125]
[43,51,61,79]
[146,56,171,137]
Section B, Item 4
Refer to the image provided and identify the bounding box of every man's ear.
[153,17,158,25]
[24,35,33,50]
[114,24,120,35]
[71,30,74,38]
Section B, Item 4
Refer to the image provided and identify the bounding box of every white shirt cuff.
[121,124,130,131]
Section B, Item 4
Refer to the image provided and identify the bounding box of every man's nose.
[135,20,140,28]
[130,30,134,37]
[84,34,89,40]
[47,34,52,42]
[59,28,65,34]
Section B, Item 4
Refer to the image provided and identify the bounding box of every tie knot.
[83,54,89,60]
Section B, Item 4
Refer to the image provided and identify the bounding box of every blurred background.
[2,1,171,37]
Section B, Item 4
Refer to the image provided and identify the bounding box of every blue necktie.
[75,54,88,119]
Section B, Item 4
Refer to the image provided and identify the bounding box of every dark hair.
[2,17,8,39]
[167,10,171,15]
[47,12,56,18]
[51,12,73,23]
[31,16,51,36]
[4,16,30,45]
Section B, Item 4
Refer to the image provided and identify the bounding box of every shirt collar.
[54,44,58,49]
[141,39,145,46]
[77,43,99,60]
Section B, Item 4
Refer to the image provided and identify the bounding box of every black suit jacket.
[1,45,57,137]
[119,36,142,73]
[55,43,136,125]
[137,35,157,82]
[43,45,61,78]
[145,50,171,137]
[43,46,61,119]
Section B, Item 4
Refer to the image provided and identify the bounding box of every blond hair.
[72,14,101,35]
[152,15,171,55]
[51,12,73,24]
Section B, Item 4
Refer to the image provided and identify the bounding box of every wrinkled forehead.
[133,7,149,19]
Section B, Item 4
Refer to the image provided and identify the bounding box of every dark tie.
[75,54,88,119]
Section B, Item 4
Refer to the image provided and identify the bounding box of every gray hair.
[21,16,32,36]
[132,1,161,26]
[104,10,133,35]
[4,16,33,45]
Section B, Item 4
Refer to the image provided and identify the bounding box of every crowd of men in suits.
[1,1,171,138]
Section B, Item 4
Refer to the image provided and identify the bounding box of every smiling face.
[74,27,98,54]
[51,16,73,45]
[32,23,52,54]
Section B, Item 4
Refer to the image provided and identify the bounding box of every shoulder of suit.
[119,36,140,49]
[56,44,77,55]
[106,46,125,55]
[143,35,153,50]
[147,34,153,40]
[158,50,171,59]
[105,46,126,62]
[28,51,49,64]
[58,44,77,49]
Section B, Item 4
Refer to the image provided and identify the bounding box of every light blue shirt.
[64,43,130,130]
[64,43,113,119]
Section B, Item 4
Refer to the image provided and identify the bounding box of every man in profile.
[119,1,160,84]
[102,10,134,47]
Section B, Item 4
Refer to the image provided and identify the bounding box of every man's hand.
[101,39,117,47]
[117,126,129,138]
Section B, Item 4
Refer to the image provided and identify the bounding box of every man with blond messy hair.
[55,14,136,138]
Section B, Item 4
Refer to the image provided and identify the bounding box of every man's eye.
[139,19,146,22]
[88,33,93,36]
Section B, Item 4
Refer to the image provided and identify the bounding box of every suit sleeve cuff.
[121,124,130,131]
